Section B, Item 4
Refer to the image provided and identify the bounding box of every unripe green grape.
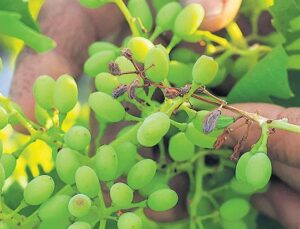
[127,159,157,190]
[94,145,118,181]
[24,175,55,205]
[245,152,272,189]
[110,182,133,208]
[169,132,194,162]
[219,198,250,221]
[139,172,168,197]
[127,37,154,62]
[128,0,153,33]
[144,47,169,83]
[79,0,106,8]
[33,75,55,110]
[185,122,218,149]
[229,178,256,195]
[37,218,71,229]
[78,206,99,227]
[53,74,78,113]
[114,56,137,85]
[88,41,118,56]
[137,112,170,147]
[0,106,8,130]
[68,194,91,218]
[7,102,23,125]
[147,188,178,211]
[174,3,205,38]
[84,50,116,77]
[156,2,182,31]
[192,55,219,85]
[1,154,16,178]
[114,142,138,176]
[95,72,120,95]
[35,104,49,126]
[56,148,80,184]
[235,151,253,182]
[0,163,5,191]
[88,92,125,122]
[64,126,91,151]
[222,220,247,229]
[117,212,142,229]
[68,221,91,229]
[167,61,192,87]
[38,195,71,221]
[207,67,227,87]
[75,166,100,198]
[171,48,198,64]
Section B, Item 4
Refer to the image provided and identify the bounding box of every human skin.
[10,0,300,227]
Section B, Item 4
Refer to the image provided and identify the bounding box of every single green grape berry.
[0,163,5,191]
[39,218,71,229]
[114,56,137,84]
[139,172,169,197]
[127,37,154,62]
[33,75,55,110]
[147,188,178,211]
[24,175,55,205]
[53,74,78,113]
[144,46,169,83]
[68,221,91,229]
[167,61,192,87]
[77,206,98,227]
[192,55,219,85]
[56,148,80,184]
[68,194,91,218]
[84,50,116,77]
[117,212,142,229]
[0,106,8,130]
[128,0,153,33]
[1,154,16,178]
[64,126,91,151]
[127,159,157,190]
[95,72,120,95]
[169,132,195,161]
[235,151,253,182]
[94,145,118,181]
[75,166,100,198]
[38,195,71,221]
[170,48,198,64]
[219,198,250,221]
[88,92,125,122]
[137,112,170,147]
[110,183,133,208]
[156,2,182,31]
[114,142,138,176]
[222,220,247,229]
[88,41,118,56]
[174,3,205,38]
[245,152,272,189]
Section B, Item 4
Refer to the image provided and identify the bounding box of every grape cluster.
[0,0,292,228]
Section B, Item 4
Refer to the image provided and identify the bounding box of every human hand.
[225,103,300,228]
[10,0,242,123]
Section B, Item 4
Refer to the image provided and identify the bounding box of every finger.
[272,160,300,192]
[223,103,300,168]
[180,0,242,31]
[10,0,123,121]
[252,182,300,228]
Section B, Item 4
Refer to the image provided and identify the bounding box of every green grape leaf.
[0,0,39,31]
[227,46,293,103]
[270,0,300,46]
